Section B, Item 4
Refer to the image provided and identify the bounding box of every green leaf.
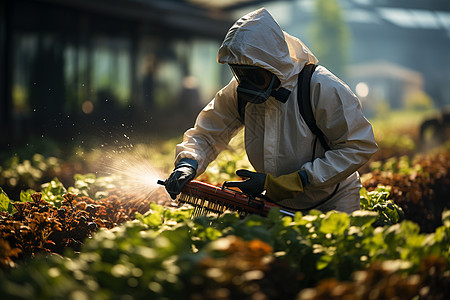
[267,207,282,222]
[203,227,222,241]
[317,254,333,270]
[359,196,369,209]
[442,210,450,228]
[144,213,163,228]
[158,227,192,255]
[0,187,11,212]
[293,211,303,223]
[350,210,378,227]
[20,189,34,202]
[150,203,164,215]
[164,206,192,222]
[319,211,350,235]
[434,226,446,242]
[41,178,66,196]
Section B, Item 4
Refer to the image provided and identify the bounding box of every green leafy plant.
[0,154,61,190]
[0,188,14,214]
[0,142,449,298]
[68,173,116,199]
[18,178,67,207]
[360,185,404,226]
[1,205,448,299]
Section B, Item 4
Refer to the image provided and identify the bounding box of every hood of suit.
[217,8,318,91]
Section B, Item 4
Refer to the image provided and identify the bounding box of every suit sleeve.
[301,68,378,187]
[175,80,244,176]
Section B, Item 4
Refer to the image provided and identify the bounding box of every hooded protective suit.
[175,8,378,213]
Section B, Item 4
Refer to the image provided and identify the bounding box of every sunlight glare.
[356,82,369,98]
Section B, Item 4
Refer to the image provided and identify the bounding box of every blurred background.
[0,0,449,159]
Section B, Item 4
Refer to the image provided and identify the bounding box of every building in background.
[347,61,426,116]
[241,0,450,112]
[2,0,450,149]
[0,0,242,147]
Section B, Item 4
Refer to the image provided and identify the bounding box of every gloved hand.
[165,158,198,199]
[224,169,266,197]
[225,169,308,202]
[264,171,306,202]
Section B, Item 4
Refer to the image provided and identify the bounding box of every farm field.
[0,110,449,299]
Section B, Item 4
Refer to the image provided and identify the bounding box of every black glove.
[165,158,197,199]
[223,169,266,197]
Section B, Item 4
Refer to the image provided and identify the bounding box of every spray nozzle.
[157,180,167,186]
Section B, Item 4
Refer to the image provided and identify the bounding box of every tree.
[310,0,350,77]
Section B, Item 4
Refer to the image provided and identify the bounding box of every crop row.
[361,151,450,232]
[0,149,449,299]
[1,201,449,299]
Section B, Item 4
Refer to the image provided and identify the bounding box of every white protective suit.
[175,8,378,213]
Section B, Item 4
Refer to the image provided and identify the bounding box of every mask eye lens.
[230,65,273,89]
[245,71,264,86]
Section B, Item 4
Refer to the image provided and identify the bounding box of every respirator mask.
[230,64,290,104]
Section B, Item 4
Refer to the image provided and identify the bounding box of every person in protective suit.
[164,8,378,214]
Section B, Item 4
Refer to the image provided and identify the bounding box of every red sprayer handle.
[157,179,294,217]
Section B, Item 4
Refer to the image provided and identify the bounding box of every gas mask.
[230,64,290,104]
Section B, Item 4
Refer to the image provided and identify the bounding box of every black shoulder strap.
[237,64,339,210]
[238,64,331,153]
[298,64,331,151]
[297,64,339,211]
[237,93,246,123]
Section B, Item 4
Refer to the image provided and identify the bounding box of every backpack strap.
[297,64,339,211]
[238,63,331,153]
[237,92,247,123]
[297,64,331,151]
[237,64,339,211]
